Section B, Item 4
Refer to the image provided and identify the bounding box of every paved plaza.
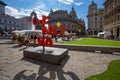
[0,44,120,80]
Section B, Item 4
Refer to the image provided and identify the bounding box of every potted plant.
[17,35,24,46]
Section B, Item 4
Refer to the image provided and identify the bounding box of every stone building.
[87,1,104,36]
[0,0,22,34]
[19,11,43,30]
[104,0,120,39]
[49,7,86,35]
[0,0,6,14]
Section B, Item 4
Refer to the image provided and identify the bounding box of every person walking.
[24,34,29,47]
[33,34,37,47]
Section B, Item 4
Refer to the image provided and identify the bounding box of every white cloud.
[58,0,73,5]
[52,8,59,12]
[5,4,49,19]
[74,2,84,6]
[58,0,84,6]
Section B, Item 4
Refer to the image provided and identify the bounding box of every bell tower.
[0,0,7,13]
[69,6,77,19]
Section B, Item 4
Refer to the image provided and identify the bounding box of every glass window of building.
[9,21,11,24]
[119,0,120,3]
[4,19,7,23]
[95,18,97,20]
[14,22,16,25]
[117,15,120,21]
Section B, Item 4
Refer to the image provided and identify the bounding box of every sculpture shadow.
[12,44,22,48]
[19,47,27,51]
[13,70,36,80]
[14,56,80,80]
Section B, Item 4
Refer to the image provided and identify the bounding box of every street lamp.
[78,29,81,38]
[78,29,81,33]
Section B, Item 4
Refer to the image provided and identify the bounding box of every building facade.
[87,1,104,36]
[0,0,6,14]
[19,11,41,30]
[49,7,86,35]
[104,0,120,39]
[0,0,22,34]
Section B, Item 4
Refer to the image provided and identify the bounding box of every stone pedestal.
[23,46,68,65]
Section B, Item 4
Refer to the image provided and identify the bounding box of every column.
[93,30,94,35]
[118,26,120,40]
[113,27,115,38]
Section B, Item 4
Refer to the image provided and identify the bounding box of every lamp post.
[78,29,81,38]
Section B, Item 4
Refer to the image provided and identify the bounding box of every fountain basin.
[23,46,68,65]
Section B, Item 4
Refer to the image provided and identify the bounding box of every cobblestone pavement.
[0,44,120,80]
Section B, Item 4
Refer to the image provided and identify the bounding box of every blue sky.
[4,0,105,29]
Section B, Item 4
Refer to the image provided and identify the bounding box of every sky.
[3,0,105,29]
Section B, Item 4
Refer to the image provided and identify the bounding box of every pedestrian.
[24,34,29,47]
[12,33,17,42]
[33,33,37,47]
[31,33,34,42]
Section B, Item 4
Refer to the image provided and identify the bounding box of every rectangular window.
[117,15,120,21]
[95,18,97,20]
[4,20,6,23]
[9,21,11,24]
[119,0,120,3]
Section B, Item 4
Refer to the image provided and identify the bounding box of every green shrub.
[17,35,24,42]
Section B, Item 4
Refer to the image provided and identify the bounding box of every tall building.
[0,0,6,14]
[49,7,86,35]
[87,1,104,36]
[0,0,22,34]
[104,0,120,39]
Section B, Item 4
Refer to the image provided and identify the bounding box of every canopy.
[12,30,42,36]
[97,31,111,36]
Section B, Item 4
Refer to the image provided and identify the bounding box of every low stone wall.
[54,44,120,54]
[28,42,120,54]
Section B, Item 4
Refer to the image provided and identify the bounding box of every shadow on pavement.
[13,70,36,80]
[12,44,22,48]
[14,56,80,80]
[19,47,27,51]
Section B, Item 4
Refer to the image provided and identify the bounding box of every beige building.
[104,0,120,39]
[87,1,104,36]
[49,7,86,35]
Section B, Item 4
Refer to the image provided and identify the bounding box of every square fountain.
[23,46,68,65]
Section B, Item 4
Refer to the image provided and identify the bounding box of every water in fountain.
[31,15,35,30]
[12,15,42,36]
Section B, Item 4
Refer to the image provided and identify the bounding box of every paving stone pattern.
[0,44,120,80]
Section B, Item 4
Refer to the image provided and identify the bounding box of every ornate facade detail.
[49,7,85,35]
